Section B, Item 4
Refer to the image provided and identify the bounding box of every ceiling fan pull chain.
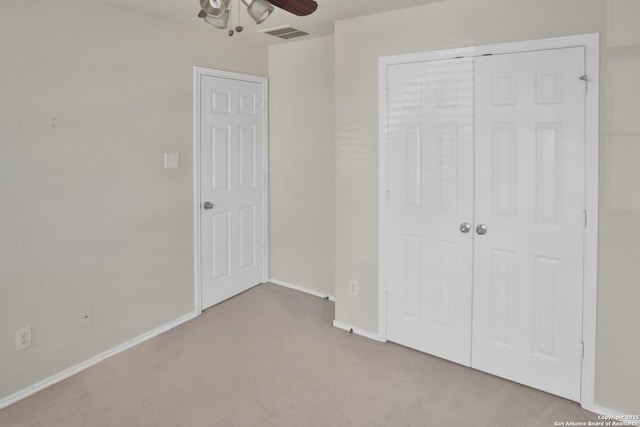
[236,0,244,32]
[228,0,235,35]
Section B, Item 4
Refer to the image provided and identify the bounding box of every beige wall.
[334,0,640,414]
[268,37,336,296]
[0,0,267,401]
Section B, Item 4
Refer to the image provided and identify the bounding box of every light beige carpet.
[0,283,599,426]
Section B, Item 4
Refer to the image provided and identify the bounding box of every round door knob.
[460,223,471,234]
[203,202,214,210]
[476,224,488,235]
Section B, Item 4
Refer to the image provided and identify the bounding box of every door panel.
[385,59,475,366]
[472,48,585,401]
[200,76,265,310]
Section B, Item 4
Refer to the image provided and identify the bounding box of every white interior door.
[200,74,266,310]
[385,58,475,366]
[472,47,586,401]
[384,46,586,401]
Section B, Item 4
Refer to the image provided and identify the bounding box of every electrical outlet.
[80,305,92,327]
[15,326,32,351]
[348,279,359,296]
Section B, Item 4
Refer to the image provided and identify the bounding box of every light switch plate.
[164,152,180,169]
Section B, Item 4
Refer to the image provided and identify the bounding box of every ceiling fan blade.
[268,0,318,16]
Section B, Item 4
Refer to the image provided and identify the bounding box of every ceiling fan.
[198,0,318,36]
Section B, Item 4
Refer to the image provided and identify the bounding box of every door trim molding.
[193,67,269,315]
[378,33,599,410]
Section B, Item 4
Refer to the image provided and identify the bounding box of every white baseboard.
[332,320,386,342]
[594,406,640,426]
[0,311,199,411]
[269,278,335,302]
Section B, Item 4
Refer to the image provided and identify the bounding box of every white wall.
[333,0,640,415]
[268,37,336,297]
[0,0,267,402]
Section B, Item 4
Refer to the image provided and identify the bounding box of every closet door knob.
[203,202,214,210]
[460,223,471,234]
[476,224,488,235]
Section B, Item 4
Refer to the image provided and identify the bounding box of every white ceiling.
[90,0,445,46]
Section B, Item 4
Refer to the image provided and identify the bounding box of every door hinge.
[584,210,587,228]
[385,189,390,206]
[580,75,588,94]
[261,100,267,111]
[581,341,585,359]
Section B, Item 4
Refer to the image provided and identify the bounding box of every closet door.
[472,48,586,401]
[385,59,475,366]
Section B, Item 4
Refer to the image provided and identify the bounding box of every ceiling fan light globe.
[204,10,229,29]
[199,0,229,16]
[243,0,274,24]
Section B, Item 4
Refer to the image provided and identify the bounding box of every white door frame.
[193,66,269,314]
[378,34,599,410]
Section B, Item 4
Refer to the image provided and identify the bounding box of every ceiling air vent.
[260,25,309,40]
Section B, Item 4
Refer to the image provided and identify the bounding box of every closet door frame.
[378,33,599,411]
